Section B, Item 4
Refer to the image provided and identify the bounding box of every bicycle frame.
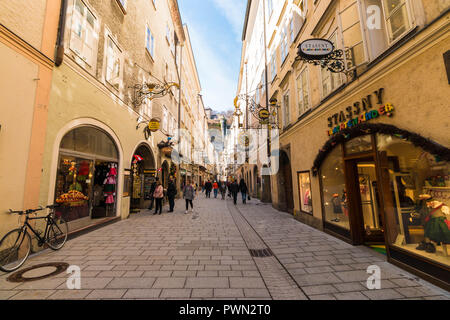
[22,214,58,246]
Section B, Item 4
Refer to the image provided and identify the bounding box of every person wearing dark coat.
[205,180,213,198]
[167,178,177,212]
[230,180,239,205]
[239,179,248,204]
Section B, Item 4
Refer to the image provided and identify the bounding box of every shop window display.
[298,171,313,214]
[55,126,119,223]
[321,147,350,230]
[377,134,450,266]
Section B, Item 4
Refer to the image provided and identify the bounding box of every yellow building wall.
[0,42,39,234]
[0,0,47,50]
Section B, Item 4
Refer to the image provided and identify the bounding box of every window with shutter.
[339,1,367,72]
[283,91,290,128]
[69,0,97,66]
[105,37,122,90]
[296,67,310,116]
[320,32,343,97]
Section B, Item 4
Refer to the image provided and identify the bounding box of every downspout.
[55,0,68,67]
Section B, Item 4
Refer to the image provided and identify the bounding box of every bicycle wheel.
[46,216,68,250]
[0,229,31,272]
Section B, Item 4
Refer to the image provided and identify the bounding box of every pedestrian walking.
[148,177,159,210]
[227,181,232,198]
[153,181,164,215]
[219,181,227,200]
[205,180,212,198]
[213,181,219,198]
[183,180,196,214]
[239,179,248,204]
[230,180,239,205]
[167,177,177,212]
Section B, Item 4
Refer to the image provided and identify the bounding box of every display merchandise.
[298,172,313,214]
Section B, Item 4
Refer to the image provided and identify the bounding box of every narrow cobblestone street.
[0,196,448,300]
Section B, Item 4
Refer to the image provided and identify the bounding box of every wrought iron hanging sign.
[233,95,280,129]
[296,39,345,73]
[134,81,178,138]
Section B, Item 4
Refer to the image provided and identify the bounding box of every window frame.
[68,0,98,68]
[320,31,344,98]
[104,33,123,91]
[296,66,310,116]
[145,24,155,60]
[283,90,290,128]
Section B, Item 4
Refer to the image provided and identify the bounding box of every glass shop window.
[377,134,450,267]
[321,147,350,230]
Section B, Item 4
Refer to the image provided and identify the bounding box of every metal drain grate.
[249,248,273,258]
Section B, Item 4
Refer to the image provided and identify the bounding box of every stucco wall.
[0,0,47,50]
[0,43,39,235]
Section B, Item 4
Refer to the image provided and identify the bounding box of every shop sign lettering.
[326,88,394,136]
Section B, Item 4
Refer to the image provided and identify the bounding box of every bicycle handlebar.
[8,206,44,215]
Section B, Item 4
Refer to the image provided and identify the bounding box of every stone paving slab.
[0,197,448,300]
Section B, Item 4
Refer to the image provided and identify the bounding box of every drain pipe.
[55,0,68,67]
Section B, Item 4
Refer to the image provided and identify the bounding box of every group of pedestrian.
[147,176,250,216]
[148,177,197,215]
[202,178,249,205]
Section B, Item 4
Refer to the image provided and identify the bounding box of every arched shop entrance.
[314,123,450,288]
[131,144,156,212]
[54,126,119,224]
[278,150,294,214]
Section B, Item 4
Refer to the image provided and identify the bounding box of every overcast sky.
[178,0,246,112]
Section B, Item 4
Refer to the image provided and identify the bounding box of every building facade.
[0,0,213,240]
[0,0,61,237]
[236,0,450,289]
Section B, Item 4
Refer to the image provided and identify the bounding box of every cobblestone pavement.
[0,196,448,300]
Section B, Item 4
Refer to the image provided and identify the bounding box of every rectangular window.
[146,26,155,58]
[267,0,274,18]
[163,107,168,132]
[270,54,276,81]
[362,0,413,61]
[283,91,290,128]
[70,0,96,66]
[382,0,412,43]
[280,26,289,63]
[321,32,342,97]
[296,67,310,116]
[290,19,295,43]
[105,37,122,90]
[340,0,366,70]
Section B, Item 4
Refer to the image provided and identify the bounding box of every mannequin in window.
[331,193,343,222]
[416,199,450,256]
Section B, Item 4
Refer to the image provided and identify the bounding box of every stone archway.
[277,150,294,213]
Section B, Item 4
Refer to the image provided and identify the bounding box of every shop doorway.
[345,157,385,244]
[130,145,156,212]
[277,150,294,213]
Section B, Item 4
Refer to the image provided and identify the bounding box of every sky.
[178,0,246,112]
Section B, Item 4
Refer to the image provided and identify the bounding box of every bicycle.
[0,205,68,272]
